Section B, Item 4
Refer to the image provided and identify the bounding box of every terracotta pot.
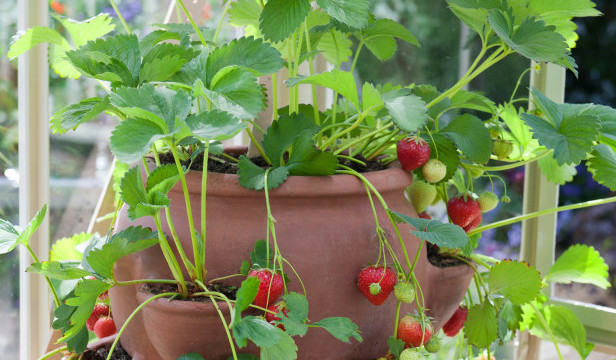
[110,152,474,360]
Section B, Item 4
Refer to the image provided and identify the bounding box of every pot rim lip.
[136,287,231,314]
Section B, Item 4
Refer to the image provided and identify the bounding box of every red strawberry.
[397,137,431,172]
[265,301,289,330]
[248,269,284,308]
[418,212,431,220]
[442,306,468,337]
[87,304,111,331]
[93,316,116,338]
[357,266,396,306]
[447,196,482,233]
[397,315,433,348]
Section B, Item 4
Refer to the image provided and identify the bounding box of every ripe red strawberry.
[93,316,116,338]
[447,196,482,233]
[397,137,431,172]
[357,266,396,306]
[248,269,284,308]
[406,181,436,213]
[422,159,447,183]
[86,304,111,331]
[397,315,433,348]
[442,306,468,337]
[265,301,289,330]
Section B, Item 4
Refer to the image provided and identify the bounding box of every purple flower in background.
[103,0,141,22]
[507,224,521,247]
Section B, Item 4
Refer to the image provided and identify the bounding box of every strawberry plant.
[3,0,616,360]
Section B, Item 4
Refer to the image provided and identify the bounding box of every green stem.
[530,302,564,360]
[108,0,131,34]
[213,0,232,44]
[25,245,60,307]
[469,195,616,236]
[176,0,209,48]
[153,214,188,295]
[304,21,320,125]
[510,67,532,104]
[465,149,552,172]
[39,346,67,360]
[168,143,203,282]
[106,293,177,360]
[272,72,279,121]
[115,279,178,287]
[201,142,210,280]
[350,40,365,73]
[208,294,238,360]
[322,111,370,150]
[207,273,244,284]
[365,131,400,161]
[333,121,393,155]
[245,126,272,165]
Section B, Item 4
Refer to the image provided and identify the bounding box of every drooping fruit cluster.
[86,303,116,338]
[447,195,482,233]
[357,266,396,305]
[248,268,284,308]
[397,315,433,348]
[442,305,468,337]
[397,137,430,172]
[265,301,289,330]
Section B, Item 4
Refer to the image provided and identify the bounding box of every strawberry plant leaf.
[206,37,283,83]
[285,132,339,176]
[0,219,20,254]
[53,300,89,353]
[17,204,48,247]
[464,301,498,348]
[186,110,246,141]
[86,231,158,278]
[178,353,205,360]
[316,0,370,29]
[381,89,428,133]
[229,0,261,28]
[237,156,289,191]
[449,90,496,114]
[537,155,577,185]
[587,144,616,191]
[50,233,92,261]
[228,355,259,360]
[66,34,141,86]
[561,103,616,145]
[259,0,311,43]
[521,303,593,359]
[171,50,208,86]
[153,23,215,47]
[110,118,166,163]
[499,300,523,332]
[196,67,266,120]
[233,316,282,348]
[414,134,459,184]
[139,43,198,83]
[54,13,116,48]
[120,166,147,207]
[488,10,569,63]
[530,88,563,125]
[234,277,261,323]
[387,336,405,357]
[411,84,451,120]
[441,114,492,164]
[61,279,111,340]
[545,244,610,289]
[389,210,469,250]
[446,0,508,36]
[487,260,542,305]
[27,261,90,280]
[259,327,298,360]
[316,29,352,67]
[362,83,384,114]
[288,70,360,111]
[312,317,362,343]
[145,164,181,195]
[359,18,419,61]
[499,104,535,153]
[261,113,319,167]
[250,239,275,269]
[283,292,309,323]
[50,97,111,134]
[240,261,252,276]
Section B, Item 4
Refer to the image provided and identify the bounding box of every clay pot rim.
[136,288,231,315]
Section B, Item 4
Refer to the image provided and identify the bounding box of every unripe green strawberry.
[422,159,446,183]
[394,282,415,304]
[478,192,499,213]
[369,283,382,295]
[424,336,441,353]
[469,167,484,178]
[399,348,424,360]
[501,195,511,203]
[405,181,436,213]
[493,139,513,159]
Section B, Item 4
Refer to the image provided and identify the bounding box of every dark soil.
[158,151,388,174]
[142,282,238,302]
[426,243,467,268]
[81,342,131,360]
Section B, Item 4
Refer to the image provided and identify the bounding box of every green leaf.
[50,233,92,261]
[545,244,610,289]
[499,300,523,332]
[387,336,405,357]
[233,316,281,348]
[389,210,469,250]
[0,219,20,254]
[531,88,563,124]
[61,279,111,340]
[285,133,339,176]
[360,18,419,61]
[120,166,147,207]
[145,164,181,195]
[227,355,259,360]
[54,13,116,48]
[259,327,298,360]
[86,233,158,278]
[50,97,111,134]
[288,70,359,111]
[177,353,205,360]
[234,277,261,323]
[186,110,246,141]
[206,37,283,82]
[316,0,370,29]
[237,157,289,191]
[487,260,542,305]
[441,114,492,163]
[487,10,569,63]
[312,317,362,343]
[110,118,166,163]
[278,292,309,336]
[537,155,577,185]
[140,43,198,83]
[27,261,90,280]
[587,144,616,191]
[411,84,451,120]
[65,34,141,86]
[260,0,311,42]
[17,204,48,247]
[362,83,384,113]
[229,0,261,28]
[380,89,428,134]
[197,67,266,120]
[499,104,535,152]
[561,103,616,144]
[250,239,275,269]
[8,26,69,59]
[464,301,498,348]
[315,29,352,67]
[262,113,319,167]
[414,134,459,184]
[153,23,215,48]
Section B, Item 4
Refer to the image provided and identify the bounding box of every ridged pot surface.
[110,161,473,360]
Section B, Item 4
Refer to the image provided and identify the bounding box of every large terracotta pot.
[109,154,474,360]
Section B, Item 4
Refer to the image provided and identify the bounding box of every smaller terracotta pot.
[135,289,258,360]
